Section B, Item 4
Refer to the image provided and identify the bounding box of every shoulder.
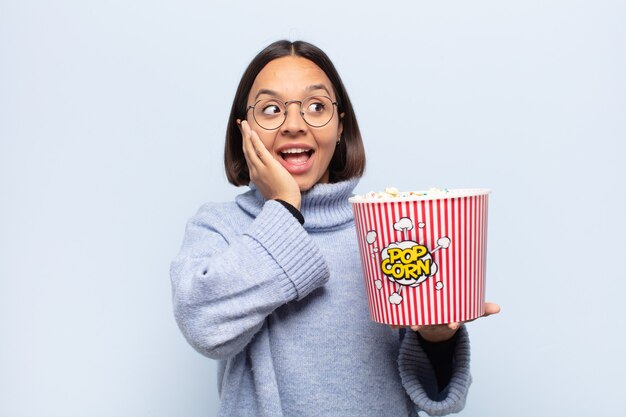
[187,200,252,235]
[191,200,246,223]
[195,200,239,216]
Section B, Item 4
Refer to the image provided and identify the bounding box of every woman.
[170,40,499,416]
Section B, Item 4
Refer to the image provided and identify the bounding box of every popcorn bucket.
[349,189,491,326]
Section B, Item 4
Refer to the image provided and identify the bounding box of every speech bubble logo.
[380,240,434,287]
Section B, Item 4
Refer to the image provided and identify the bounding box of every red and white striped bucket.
[349,189,490,326]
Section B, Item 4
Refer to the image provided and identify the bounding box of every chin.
[297,182,315,192]
[294,170,329,192]
[296,177,321,192]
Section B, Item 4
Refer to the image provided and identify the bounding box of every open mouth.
[279,148,314,166]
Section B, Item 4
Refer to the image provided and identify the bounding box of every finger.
[447,322,461,330]
[476,302,501,319]
[247,125,273,166]
[484,302,501,316]
[461,302,501,324]
[241,121,262,165]
[241,121,260,167]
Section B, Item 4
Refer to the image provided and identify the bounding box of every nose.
[281,101,308,135]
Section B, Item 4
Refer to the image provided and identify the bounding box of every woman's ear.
[236,119,243,135]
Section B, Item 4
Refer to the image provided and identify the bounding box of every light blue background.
[1,1,625,416]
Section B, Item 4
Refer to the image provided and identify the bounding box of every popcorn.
[354,187,451,200]
[384,187,399,197]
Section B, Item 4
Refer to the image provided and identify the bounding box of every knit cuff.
[398,326,471,416]
[243,200,329,301]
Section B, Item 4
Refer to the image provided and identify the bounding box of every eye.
[307,101,325,113]
[261,103,282,115]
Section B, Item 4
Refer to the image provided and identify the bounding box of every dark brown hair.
[224,40,366,186]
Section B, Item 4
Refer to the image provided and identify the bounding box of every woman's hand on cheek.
[389,302,500,343]
[239,120,302,209]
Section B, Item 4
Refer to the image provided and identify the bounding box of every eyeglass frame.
[245,95,339,131]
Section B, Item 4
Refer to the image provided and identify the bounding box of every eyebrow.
[254,89,280,101]
[306,84,331,95]
[254,84,332,101]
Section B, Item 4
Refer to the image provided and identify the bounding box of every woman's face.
[245,56,343,191]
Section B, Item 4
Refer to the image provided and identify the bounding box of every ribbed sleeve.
[170,200,330,361]
[398,326,471,416]
[244,200,330,300]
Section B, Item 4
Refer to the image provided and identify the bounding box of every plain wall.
[1,1,625,416]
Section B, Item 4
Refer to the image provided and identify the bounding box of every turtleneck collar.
[235,178,359,231]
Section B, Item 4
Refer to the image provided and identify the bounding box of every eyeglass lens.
[252,96,335,130]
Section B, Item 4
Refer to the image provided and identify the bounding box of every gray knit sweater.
[170,178,472,417]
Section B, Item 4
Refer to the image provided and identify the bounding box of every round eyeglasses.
[246,95,338,130]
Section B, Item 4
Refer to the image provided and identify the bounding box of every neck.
[236,178,360,231]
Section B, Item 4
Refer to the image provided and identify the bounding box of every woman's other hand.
[390,302,501,343]
[239,119,302,209]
